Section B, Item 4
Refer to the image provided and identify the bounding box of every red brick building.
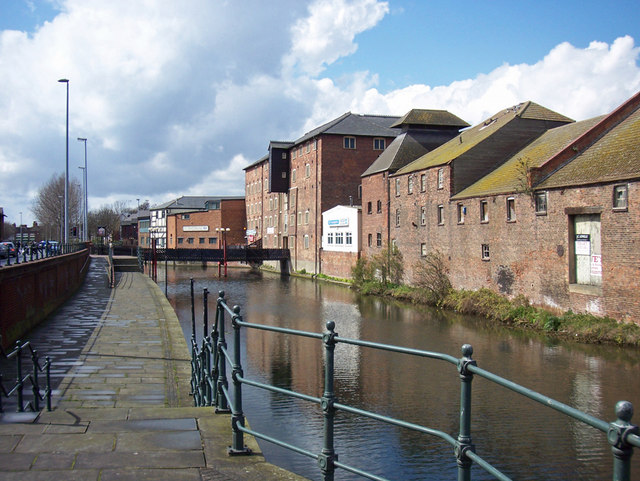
[245,112,400,274]
[391,94,640,322]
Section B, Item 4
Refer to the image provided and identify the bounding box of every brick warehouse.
[244,112,400,274]
[390,93,640,322]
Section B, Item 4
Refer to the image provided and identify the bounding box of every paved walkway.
[0,259,306,480]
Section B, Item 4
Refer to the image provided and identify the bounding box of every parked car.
[0,242,17,258]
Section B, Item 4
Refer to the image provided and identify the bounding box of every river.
[156,264,640,481]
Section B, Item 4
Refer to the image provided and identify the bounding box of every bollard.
[228,305,251,455]
[456,344,476,481]
[319,321,338,481]
[608,400,638,481]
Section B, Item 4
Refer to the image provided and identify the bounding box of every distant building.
[321,205,362,279]
[137,210,150,248]
[120,213,139,247]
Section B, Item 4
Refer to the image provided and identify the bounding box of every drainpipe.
[315,140,319,275]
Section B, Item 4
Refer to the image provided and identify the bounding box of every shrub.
[413,250,451,304]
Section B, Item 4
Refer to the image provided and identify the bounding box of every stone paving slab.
[0,265,308,480]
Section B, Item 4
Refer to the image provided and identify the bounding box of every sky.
[1,0,639,226]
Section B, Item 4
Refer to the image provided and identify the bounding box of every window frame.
[437,204,444,225]
[506,197,516,222]
[481,244,490,261]
[480,200,489,223]
[420,174,426,192]
[420,206,427,226]
[457,203,465,224]
[344,136,356,149]
[437,168,444,189]
[373,138,386,150]
[408,176,414,194]
[613,184,628,211]
[534,192,548,215]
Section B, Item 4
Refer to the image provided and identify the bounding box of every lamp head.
[58,78,69,83]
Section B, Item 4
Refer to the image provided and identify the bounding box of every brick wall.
[361,173,389,257]
[0,250,90,349]
[320,250,360,279]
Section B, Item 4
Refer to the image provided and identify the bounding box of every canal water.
[156,265,640,481]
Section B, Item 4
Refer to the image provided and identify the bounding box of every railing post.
[15,341,23,412]
[31,348,40,412]
[456,344,476,481]
[190,278,195,341]
[319,321,338,481]
[45,356,51,411]
[608,400,638,481]
[202,288,211,404]
[215,293,230,413]
[228,305,252,455]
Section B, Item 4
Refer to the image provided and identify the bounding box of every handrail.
[0,337,52,413]
[1,242,86,268]
[190,290,639,481]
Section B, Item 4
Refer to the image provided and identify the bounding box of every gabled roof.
[537,99,640,189]
[362,131,437,177]
[389,109,469,129]
[452,116,604,199]
[150,195,244,211]
[295,112,400,145]
[243,154,269,171]
[394,101,574,176]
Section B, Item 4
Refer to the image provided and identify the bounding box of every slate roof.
[537,104,640,189]
[395,101,574,176]
[452,116,604,199]
[150,195,244,211]
[362,131,440,177]
[389,109,469,129]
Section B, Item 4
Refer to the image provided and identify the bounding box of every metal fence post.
[190,278,195,341]
[319,321,338,481]
[608,400,638,481]
[216,293,230,414]
[202,288,211,404]
[456,344,476,481]
[31,348,40,412]
[228,305,252,455]
[45,356,51,411]
[15,341,23,412]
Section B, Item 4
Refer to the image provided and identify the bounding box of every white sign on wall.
[183,225,209,232]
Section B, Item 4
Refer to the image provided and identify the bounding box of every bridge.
[137,246,290,264]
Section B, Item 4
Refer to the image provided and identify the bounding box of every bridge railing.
[191,290,639,481]
[138,246,290,263]
[1,242,85,267]
[0,338,52,413]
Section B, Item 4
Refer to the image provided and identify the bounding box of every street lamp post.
[77,137,88,242]
[58,195,64,242]
[58,79,69,244]
[215,227,230,277]
[78,166,85,241]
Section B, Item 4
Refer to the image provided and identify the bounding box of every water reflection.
[157,265,640,481]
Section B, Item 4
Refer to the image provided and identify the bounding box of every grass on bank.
[350,249,640,347]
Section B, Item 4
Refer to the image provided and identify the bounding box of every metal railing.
[0,338,52,413]
[1,242,85,267]
[191,290,640,481]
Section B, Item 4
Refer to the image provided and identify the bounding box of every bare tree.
[31,173,82,240]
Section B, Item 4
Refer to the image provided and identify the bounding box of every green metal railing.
[190,290,639,481]
[0,338,52,413]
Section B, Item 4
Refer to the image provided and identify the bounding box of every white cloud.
[0,0,638,228]
[283,0,389,76]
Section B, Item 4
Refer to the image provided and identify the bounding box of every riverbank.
[354,280,640,347]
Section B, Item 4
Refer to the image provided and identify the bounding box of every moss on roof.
[395,101,572,176]
[389,109,469,129]
[538,106,640,188]
[452,116,604,199]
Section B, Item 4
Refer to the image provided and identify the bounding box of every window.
[457,203,465,224]
[178,237,184,244]
[335,232,344,244]
[304,210,310,224]
[346,232,352,245]
[358,184,362,199]
[199,238,205,244]
[327,232,334,244]
[535,192,548,215]
[367,202,372,214]
[290,214,295,226]
[376,233,382,247]
[304,235,309,249]
[480,200,489,223]
[395,178,400,196]
[305,164,310,178]
[373,138,385,150]
[420,206,426,226]
[181,214,190,220]
[437,205,444,225]
[187,237,194,244]
[437,168,444,189]
[292,169,297,182]
[395,208,401,227]
[613,184,628,210]
[420,174,426,192]
[377,200,382,213]
[298,212,302,225]
[368,233,372,247]
[481,244,490,260]
[506,197,516,222]
[269,198,273,210]
[306,142,311,153]
[292,150,297,159]
[209,237,217,244]
[420,243,427,257]
[408,176,414,194]
[344,136,356,149]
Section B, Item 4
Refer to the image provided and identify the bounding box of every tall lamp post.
[77,137,88,242]
[58,79,69,244]
[215,227,230,277]
[58,195,64,242]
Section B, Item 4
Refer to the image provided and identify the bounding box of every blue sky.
[0,0,639,226]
